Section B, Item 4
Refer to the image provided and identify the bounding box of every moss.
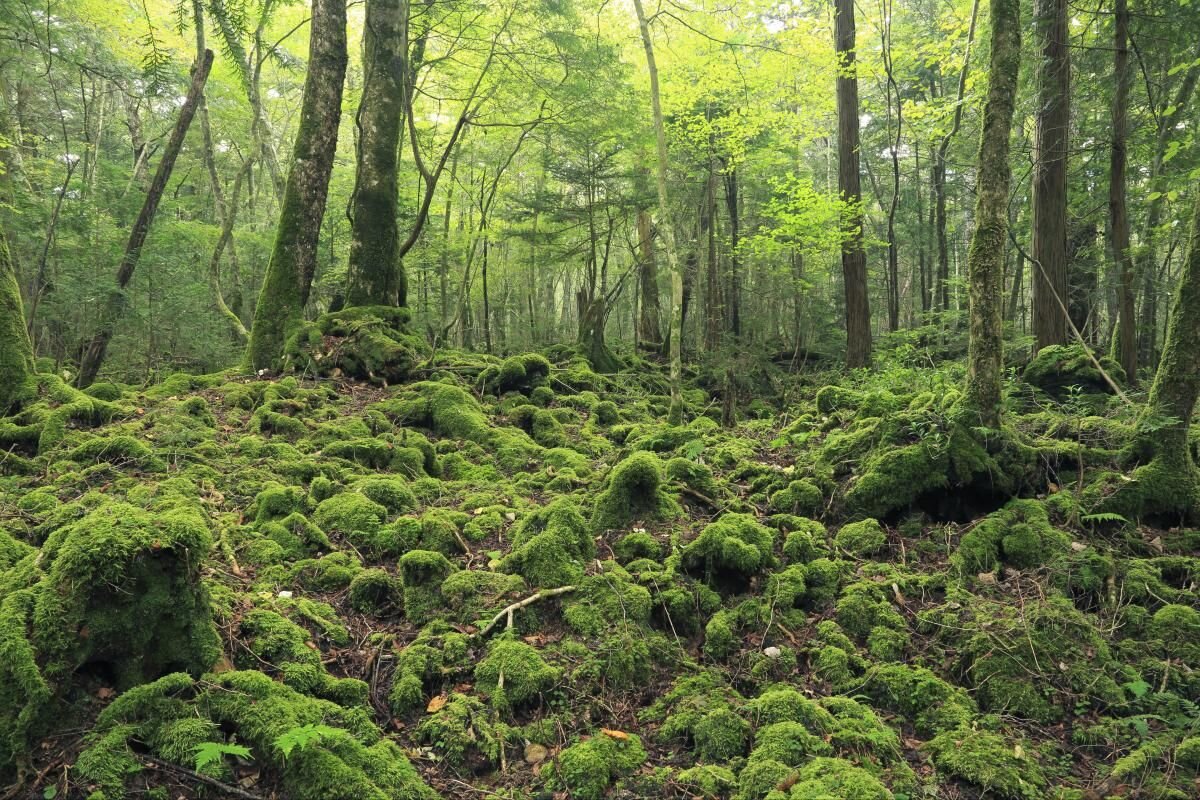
[692,707,750,761]
[415,692,506,769]
[67,435,163,471]
[666,456,720,499]
[473,637,559,710]
[953,499,1069,576]
[282,307,429,386]
[676,765,737,799]
[746,686,836,732]
[748,720,831,766]
[501,498,595,587]
[926,726,1045,799]
[1149,604,1200,664]
[554,731,647,800]
[703,610,737,661]
[736,757,791,800]
[562,563,652,637]
[769,478,823,515]
[253,483,309,524]
[593,400,619,425]
[1,501,219,771]
[835,583,904,639]
[348,569,402,614]
[834,518,886,557]
[681,513,776,593]
[866,664,975,734]
[313,492,392,556]
[397,550,455,625]
[591,451,680,532]
[782,757,892,799]
[203,671,435,800]
[765,565,808,610]
[440,570,525,623]
[613,531,662,562]
[1023,343,1126,397]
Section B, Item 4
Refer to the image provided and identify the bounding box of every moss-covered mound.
[0,348,1194,800]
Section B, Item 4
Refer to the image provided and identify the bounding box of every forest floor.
[0,337,1198,800]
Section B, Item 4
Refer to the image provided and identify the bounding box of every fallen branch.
[474,585,576,639]
[140,754,264,800]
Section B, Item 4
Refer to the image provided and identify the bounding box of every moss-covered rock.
[681,513,776,592]
[554,731,647,800]
[473,637,560,710]
[834,518,887,557]
[591,451,680,532]
[1023,343,1125,398]
[926,726,1044,799]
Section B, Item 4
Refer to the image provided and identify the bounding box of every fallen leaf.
[426,694,448,713]
[600,729,628,741]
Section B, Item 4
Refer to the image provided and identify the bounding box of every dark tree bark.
[1031,0,1071,351]
[1109,0,1136,381]
[76,50,214,388]
[347,0,406,307]
[0,223,35,413]
[636,208,663,348]
[723,168,741,337]
[835,0,872,368]
[961,0,1021,428]
[246,0,348,371]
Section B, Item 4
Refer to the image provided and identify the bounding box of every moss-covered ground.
[0,345,1197,800]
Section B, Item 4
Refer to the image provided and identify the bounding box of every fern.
[274,723,341,760]
[193,741,253,771]
[1080,512,1128,525]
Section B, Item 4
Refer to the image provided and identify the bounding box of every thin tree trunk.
[347,0,406,307]
[636,206,662,347]
[881,0,902,331]
[724,168,741,337]
[633,0,685,422]
[962,0,1021,428]
[934,0,980,314]
[1031,0,1071,351]
[835,0,871,367]
[1110,0,1136,382]
[246,0,348,371]
[77,50,214,387]
[0,223,35,412]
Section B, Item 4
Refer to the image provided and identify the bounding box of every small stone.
[763,646,781,659]
[524,743,548,765]
[976,572,997,585]
[277,590,293,599]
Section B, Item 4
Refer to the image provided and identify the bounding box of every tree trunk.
[0,223,35,413]
[704,157,722,350]
[347,0,406,307]
[1109,0,1135,381]
[1116,191,1200,520]
[76,50,214,388]
[246,0,348,371]
[1031,0,1071,351]
[961,0,1021,428]
[636,207,663,348]
[835,0,872,368]
[633,0,685,422]
[933,0,980,315]
[723,168,741,337]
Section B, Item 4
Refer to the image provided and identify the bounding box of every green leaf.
[194,741,253,771]
[275,724,341,760]
[1123,679,1151,699]
[43,786,58,800]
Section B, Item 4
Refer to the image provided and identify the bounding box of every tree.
[246,0,348,371]
[76,49,214,388]
[961,0,1021,428]
[1105,191,1200,521]
[1109,0,1135,382]
[633,0,685,421]
[835,0,871,368]
[346,0,405,308]
[636,207,663,348]
[0,223,34,413]
[1030,0,1070,351]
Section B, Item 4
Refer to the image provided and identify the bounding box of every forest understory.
[1,320,1198,800]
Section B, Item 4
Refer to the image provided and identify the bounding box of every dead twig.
[474,585,577,639]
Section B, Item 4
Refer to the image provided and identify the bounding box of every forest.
[1,0,1199,798]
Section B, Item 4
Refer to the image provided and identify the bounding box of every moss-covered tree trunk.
[835,0,872,368]
[961,0,1020,429]
[347,0,406,307]
[246,0,348,370]
[1116,192,1200,519]
[1109,0,1136,383]
[0,224,35,413]
[76,49,213,388]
